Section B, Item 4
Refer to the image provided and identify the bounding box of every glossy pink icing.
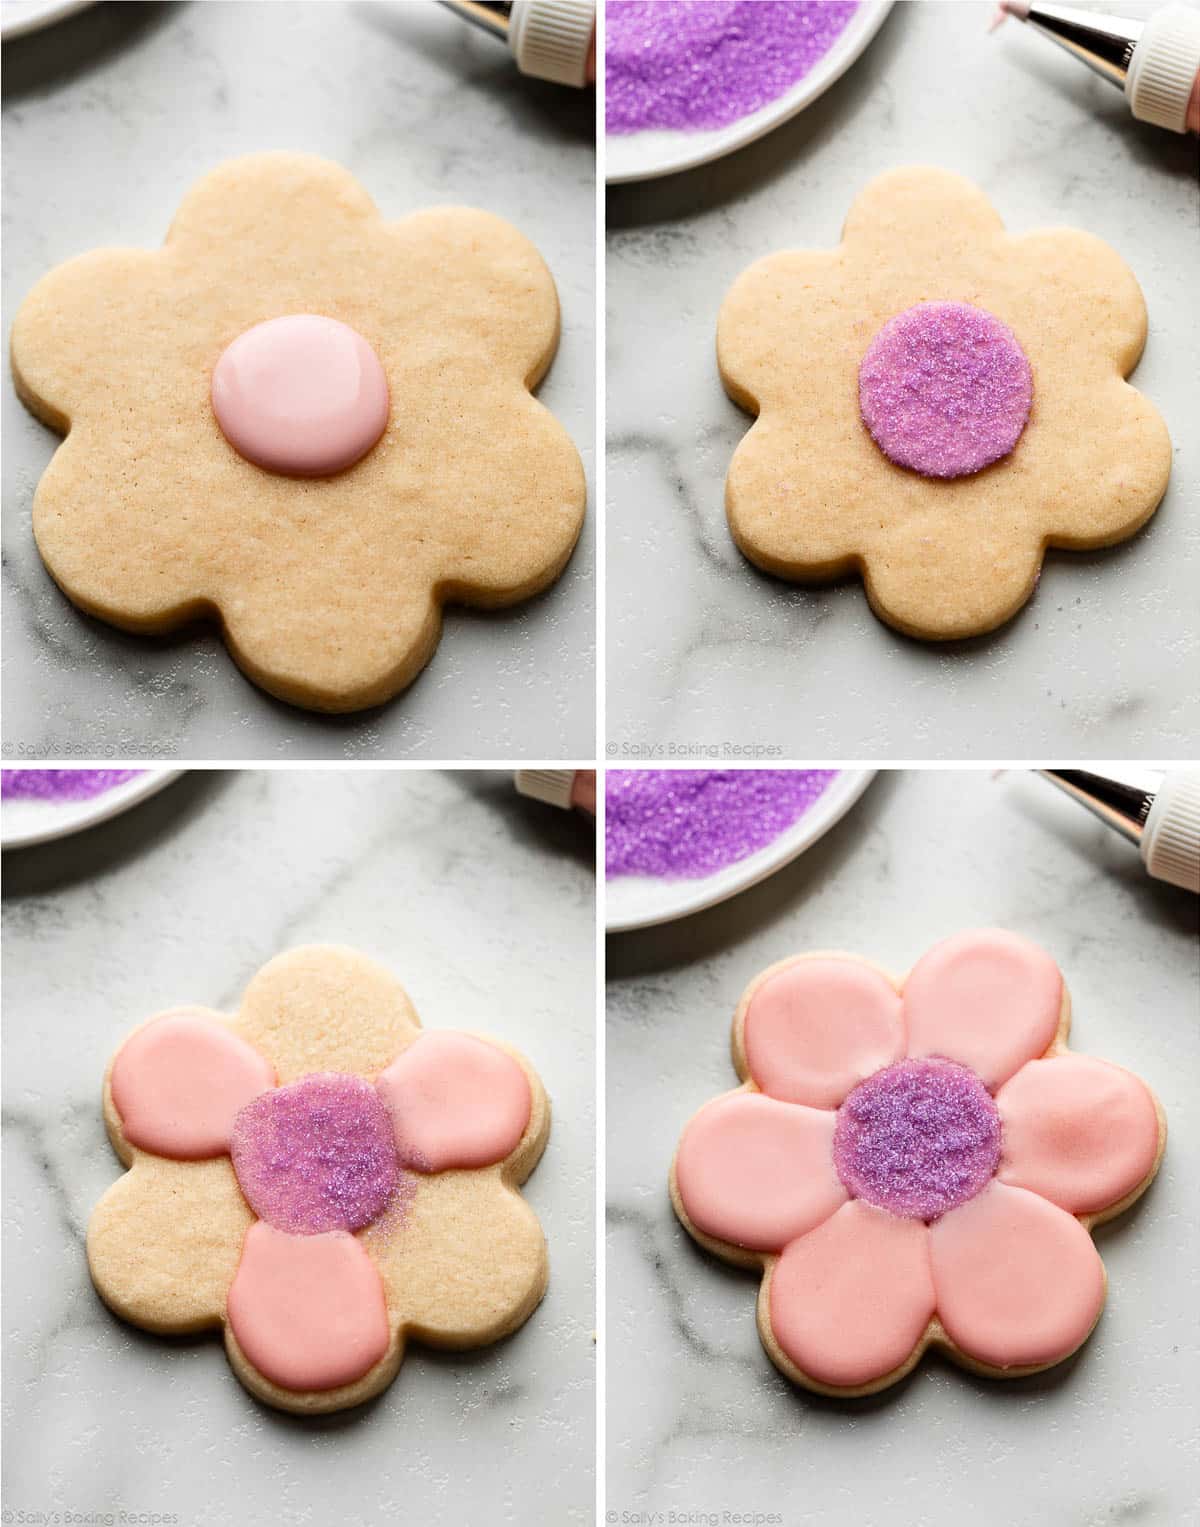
[743,957,903,1109]
[211,314,389,477]
[226,1221,390,1392]
[903,929,1062,1090]
[770,1200,935,1388]
[929,1181,1105,1369]
[110,1011,275,1159]
[997,1055,1160,1214]
[376,1031,531,1173]
[675,1091,845,1252]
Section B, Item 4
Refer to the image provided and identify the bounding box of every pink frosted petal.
[744,957,904,1109]
[227,1221,390,1392]
[997,1055,1160,1215]
[376,1031,531,1172]
[675,1091,846,1253]
[769,1201,935,1389]
[110,1010,275,1159]
[903,929,1062,1089]
[930,1181,1105,1371]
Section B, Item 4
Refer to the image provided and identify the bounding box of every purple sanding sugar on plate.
[1,769,144,802]
[606,769,837,879]
[833,1058,1001,1221]
[231,1073,399,1235]
[606,1,860,134]
[859,301,1033,479]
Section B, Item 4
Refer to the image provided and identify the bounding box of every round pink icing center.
[211,314,389,477]
[230,1073,398,1235]
[858,301,1032,479]
[833,1058,1001,1222]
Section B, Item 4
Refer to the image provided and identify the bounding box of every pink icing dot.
[211,314,389,477]
[858,301,1032,479]
[230,1073,399,1235]
[833,1058,1001,1222]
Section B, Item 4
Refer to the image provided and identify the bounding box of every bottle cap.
[508,0,594,87]
[1141,768,1200,893]
[1127,4,1200,133]
[515,769,577,810]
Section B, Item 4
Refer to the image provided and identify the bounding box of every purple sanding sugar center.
[231,1073,398,1236]
[858,301,1033,479]
[833,1058,1001,1222]
[1,769,143,802]
[606,1,859,134]
[606,769,837,879]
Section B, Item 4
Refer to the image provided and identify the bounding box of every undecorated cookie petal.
[88,1157,250,1333]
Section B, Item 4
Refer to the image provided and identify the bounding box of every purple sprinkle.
[1,769,144,802]
[231,1073,399,1236]
[606,1,859,135]
[858,301,1033,479]
[833,1058,1001,1222]
[606,769,837,879]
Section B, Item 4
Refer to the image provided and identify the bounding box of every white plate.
[605,769,876,932]
[1,0,93,39]
[606,0,894,184]
[1,770,184,850]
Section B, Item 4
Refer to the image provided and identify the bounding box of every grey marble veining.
[606,769,1199,1526]
[2,1,595,760]
[2,768,596,1523]
[606,1,1199,761]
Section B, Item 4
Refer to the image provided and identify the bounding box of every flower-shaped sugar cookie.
[88,946,549,1413]
[11,154,585,711]
[718,166,1172,639]
[672,930,1165,1396]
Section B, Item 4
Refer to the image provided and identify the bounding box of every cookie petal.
[109,1009,274,1159]
[841,166,1004,260]
[767,1201,935,1390]
[930,1181,1105,1371]
[234,946,422,1083]
[1034,375,1171,550]
[11,249,162,433]
[1009,227,1149,377]
[391,206,563,393]
[168,152,380,255]
[366,1173,548,1348]
[675,1092,845,1253]
[397,387,586,610]
[859,523,1046,640]
[87,1157,250,1332]
[717,248,843,415]
[376,1031,532,1172]
[226,1221,391,1393]
[997,1056,1162,1215]
[903,929,1063,1089]
[741,957,903,1109]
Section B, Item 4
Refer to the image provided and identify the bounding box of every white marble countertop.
[2,1,595,760]
[606,0,1199,761]
[606,768,1199,1525]
[2,768,596,1523]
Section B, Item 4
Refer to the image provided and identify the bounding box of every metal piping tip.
[438,1,513,42]
[1002,2,1143,88]
[1037,769,1156,846]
